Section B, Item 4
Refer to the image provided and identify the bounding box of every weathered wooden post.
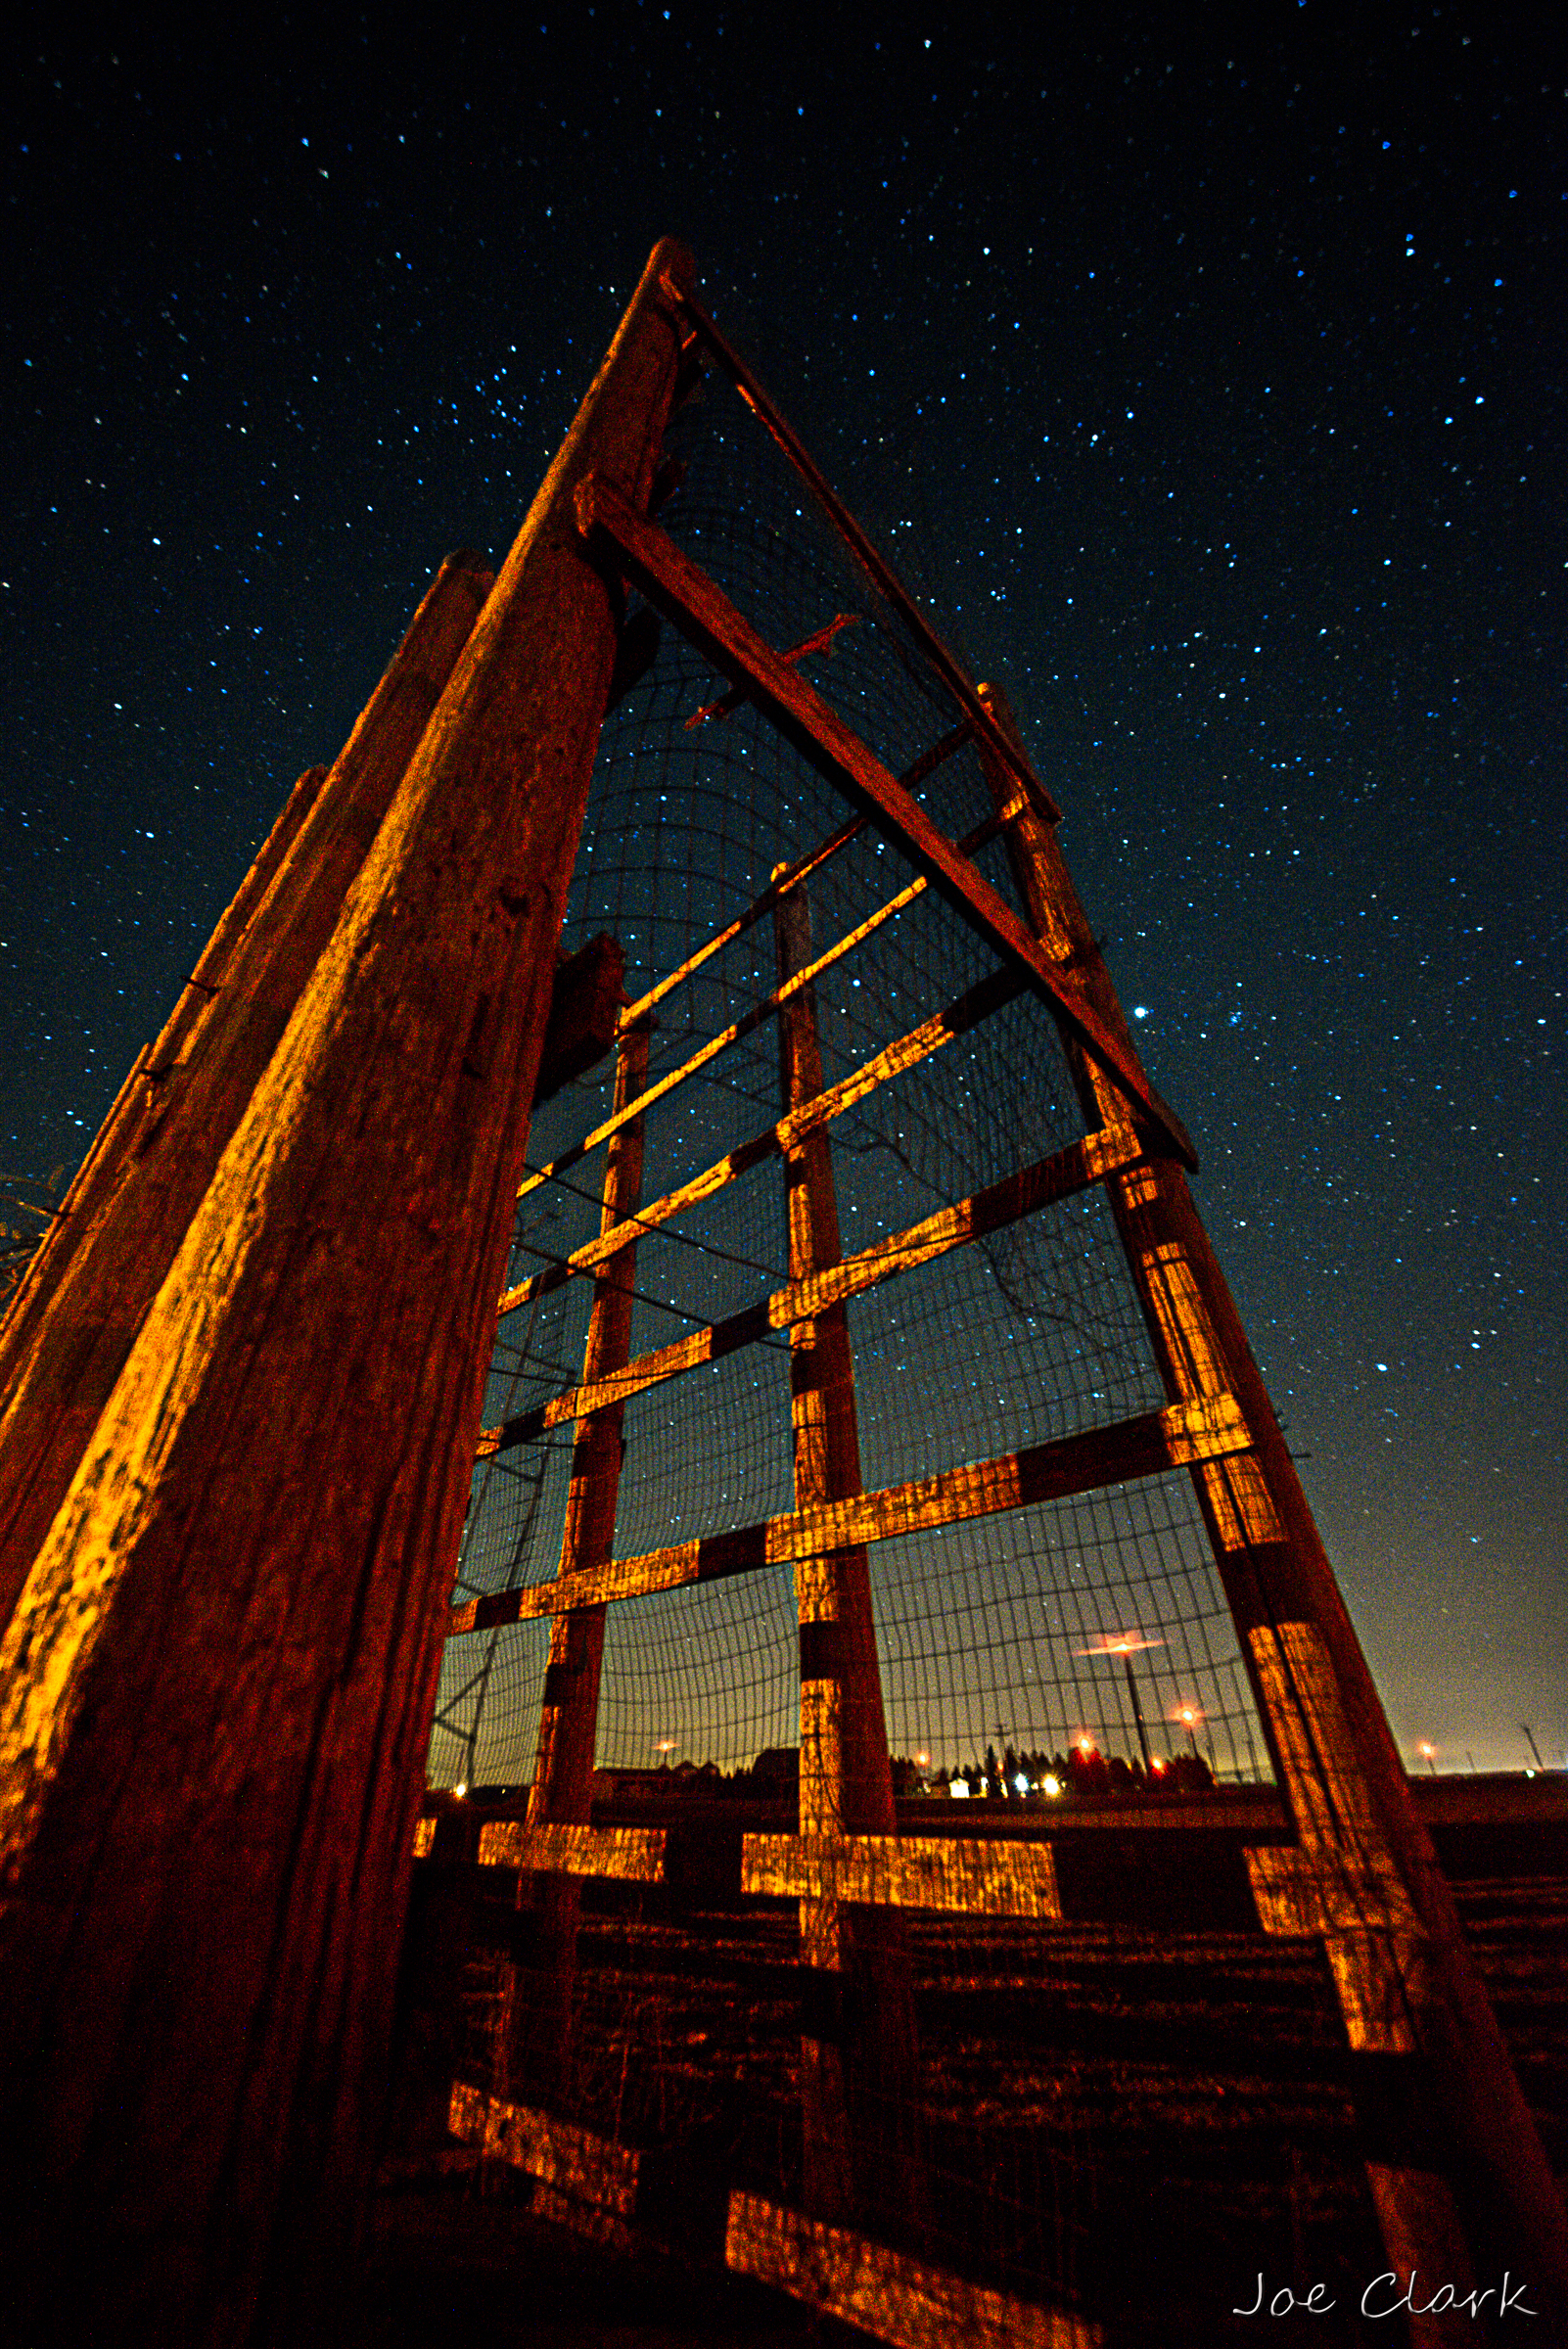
[0,760,328,1400]
[0,547,495,1636]
[772,879,920,2229]
[509,1015,650,2102]
[975,681,1568,2326]
[0,238,693,2346]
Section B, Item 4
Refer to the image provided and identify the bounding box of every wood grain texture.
[0,764,328,1410]
[449,1395,1252,1635]
[976,684,1568,2308]
[525,1022,649,1839]
[576,473,1194,1168]
[518,872,928,1205]
[497,964,1024,1316]
[478,1819,667,1882]
[447,2082,640,2215]
[509,1027,651,2100]
[741,1833,1061,1920]
[0,239,690,2347]
[724,2194,1101,2349]
[0,552,493,1644]
[484,1126,1142,1451]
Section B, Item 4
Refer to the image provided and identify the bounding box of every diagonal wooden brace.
[574,472,1194,1167]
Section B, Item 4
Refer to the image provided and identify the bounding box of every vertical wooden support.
[0,549,496,1641]
[0,238,692,2348]
[975,683,1568,2318]
[507,1018,649,2103]
[773,880,920,2230]
[0,761,327,1390]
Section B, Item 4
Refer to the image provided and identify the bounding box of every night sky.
[2,8,1562,1773]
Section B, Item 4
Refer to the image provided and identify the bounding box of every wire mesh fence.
[416,299,1311,2331]
[430,346,1269,1803]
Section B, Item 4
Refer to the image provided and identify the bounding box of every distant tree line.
[891,1740,1215,1798]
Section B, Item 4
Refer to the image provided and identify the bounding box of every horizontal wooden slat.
[576,472,1195,1170]
[612,722,981,1048]
[520,871,930,1203]
[448,2083,640,2216]
[449,1393,1251,1635]
[484,1124,1143,1452]
[724,2193,1101,2349]
[741,1833,1061,1920]
[530,2181,640,2256]
[523,733,994,1205]
[496,964,1023,1316]
[477,1819,667,1882]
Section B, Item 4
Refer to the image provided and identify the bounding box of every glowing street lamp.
[1417,1740,1438,1777]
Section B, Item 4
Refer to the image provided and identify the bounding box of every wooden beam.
[531,933,625,1105]
[448,2083,640,2218]
[0,763,328,1411]
[977,684,1568,2311]
[0,554,495,1646]
[485,1125,1143,1451]
[575,473,1195,1168]
[526,734,986,1202]
[773,875,913,2224]
[741,1833,1061,1921]
[450,1394,1252,1634]
[519,870,930,1203]
[478,1819,667,1883]
[661,277,1062,835]
[611,721,973,1039]
[510,1024,652,2101]
[0,239,692,2341]
[687,608,860,728]
[617,812,862,1033]
[724,2194,1102,2349]
[523,1021,650,1841]
[497,964,1024,1315]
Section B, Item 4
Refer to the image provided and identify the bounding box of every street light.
[1075,1633,1165,1774]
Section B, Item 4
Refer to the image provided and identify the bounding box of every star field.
[1,4,1562,1771]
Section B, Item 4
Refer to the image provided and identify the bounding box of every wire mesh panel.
[433,351,1268,1804]
[419,304,1325,2339]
